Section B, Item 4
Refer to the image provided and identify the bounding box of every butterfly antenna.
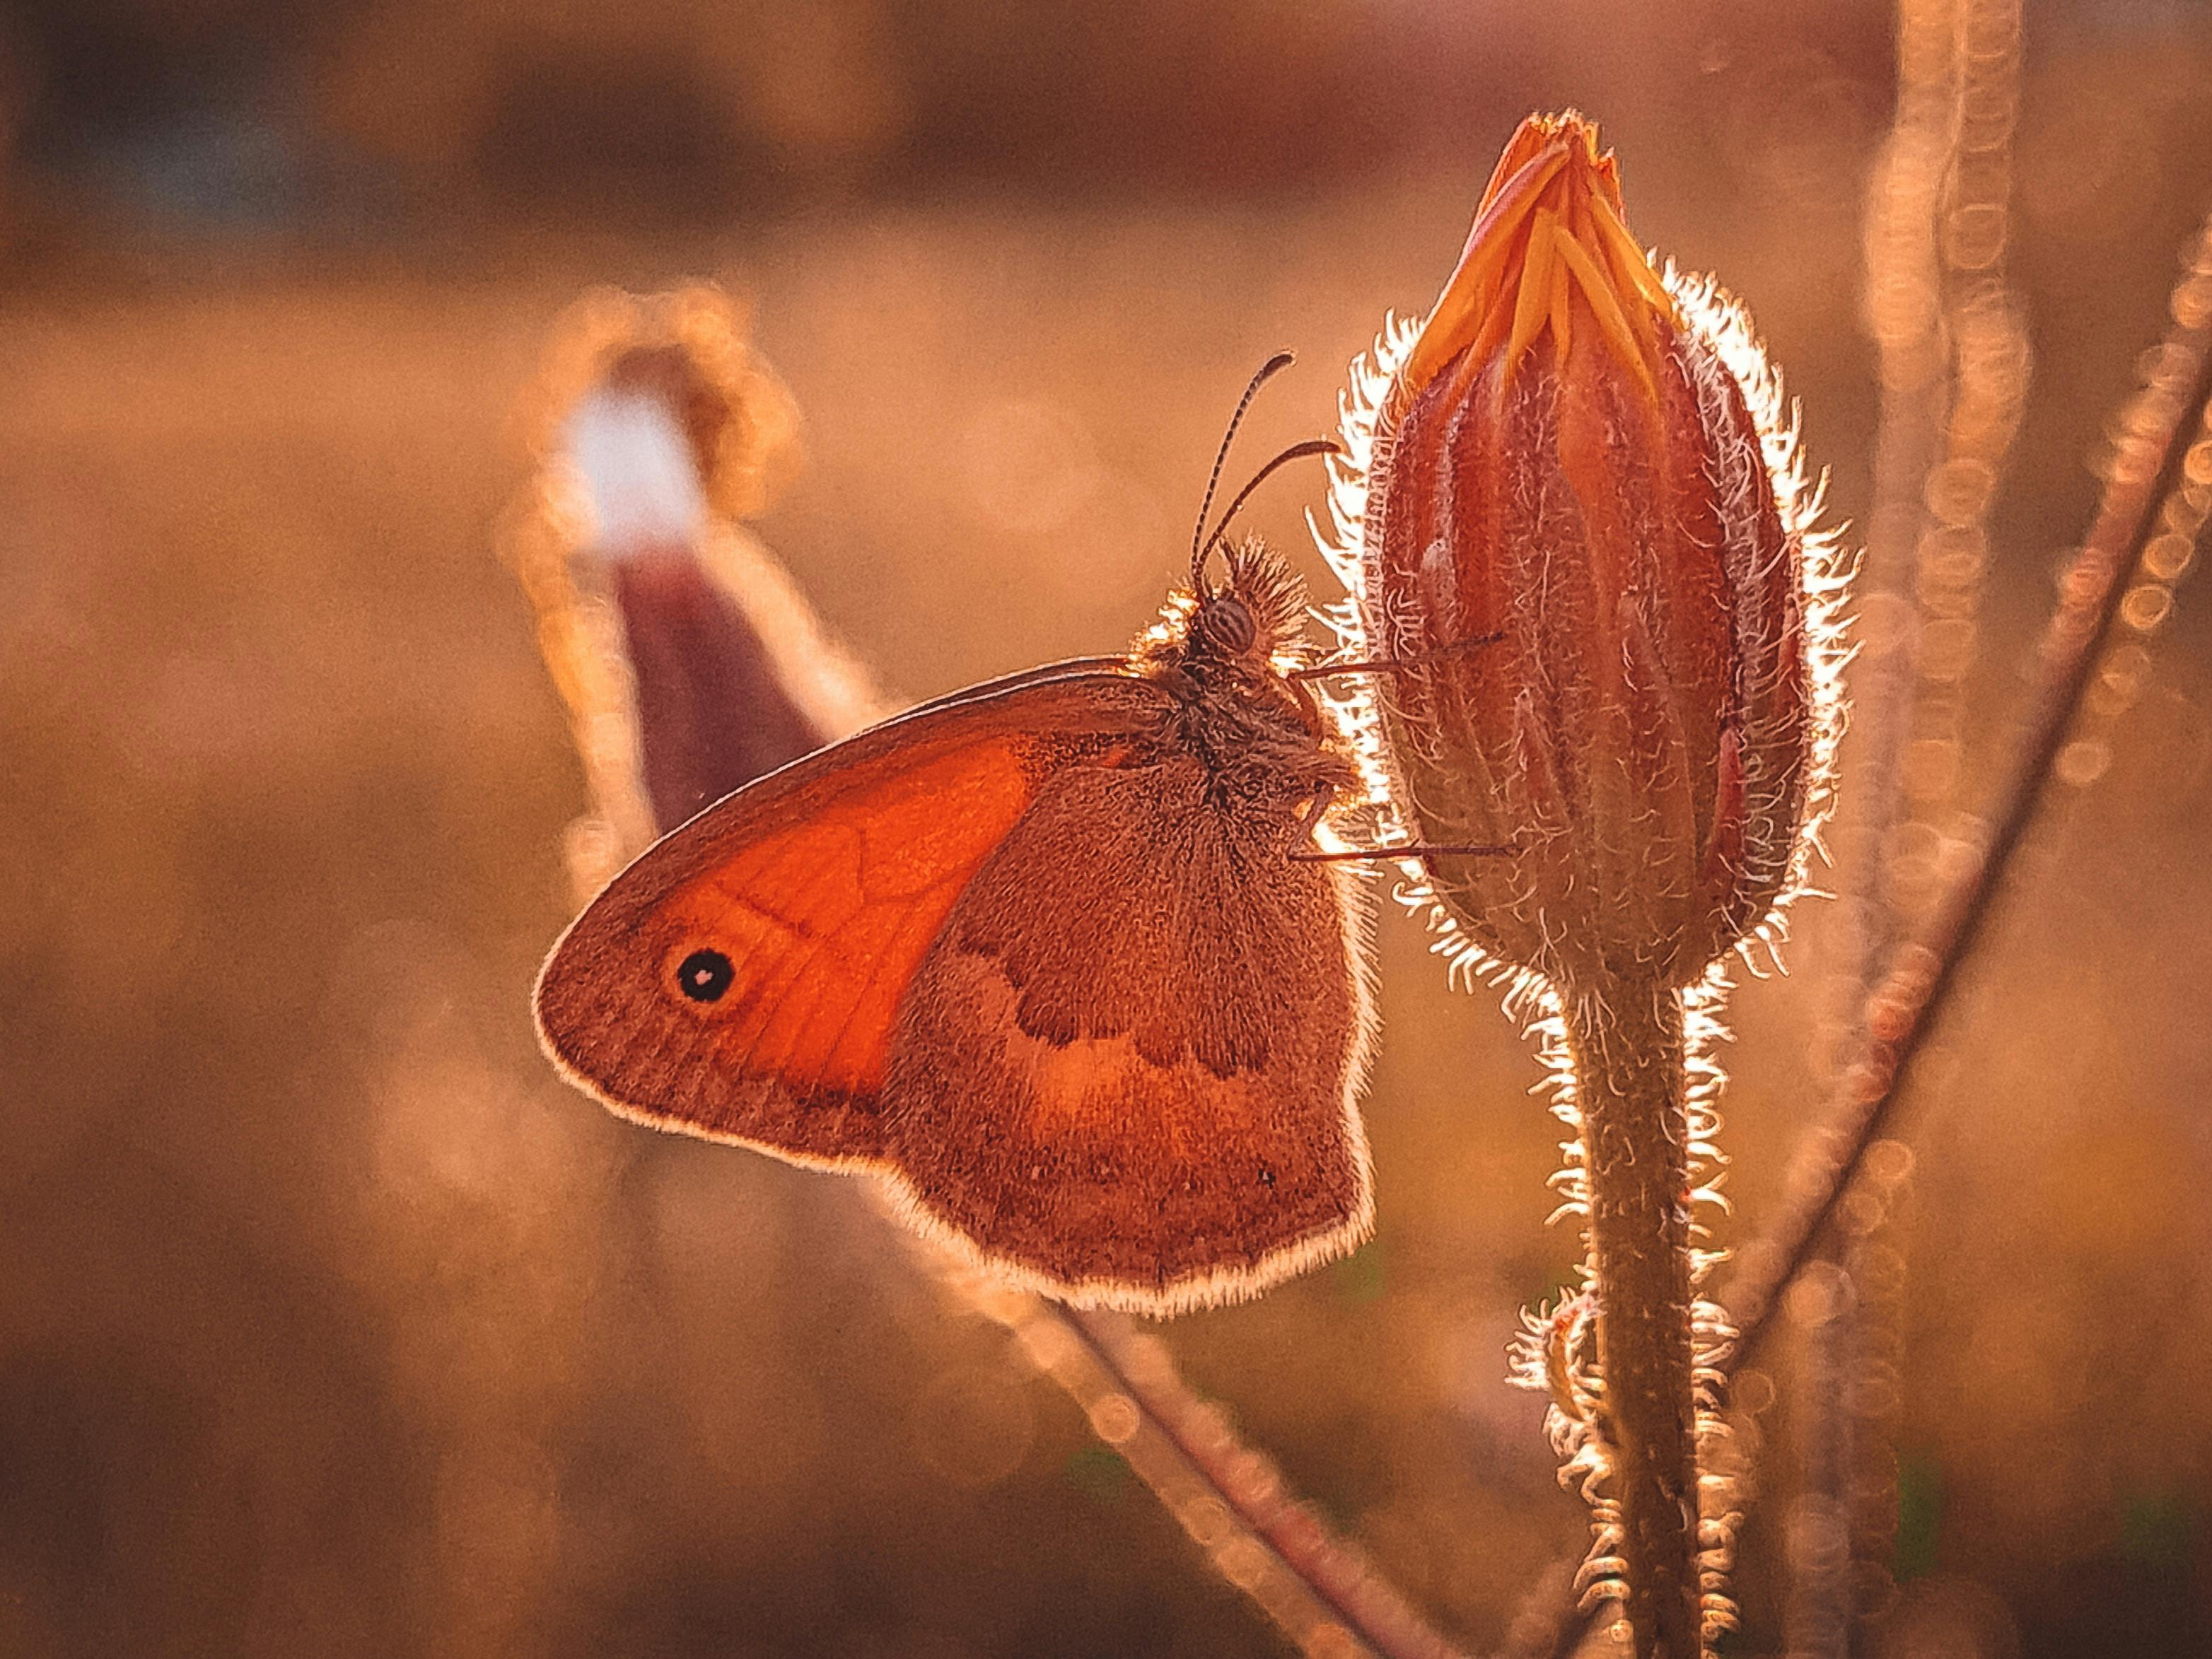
[1190,350,1296,591]
[1199,438,1343,564]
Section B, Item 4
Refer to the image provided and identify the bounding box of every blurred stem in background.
[1719,209,2212,1659]
[1798,0,2029,1647]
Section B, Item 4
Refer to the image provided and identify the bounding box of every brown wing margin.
[534,669,1172,1168]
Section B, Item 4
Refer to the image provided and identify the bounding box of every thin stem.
[604,547,1467,1658]
[1564,979,1702,1659]
[1847,0,1957,966]
[1065,1310,1471,1659]
[1793,0,2024,1641]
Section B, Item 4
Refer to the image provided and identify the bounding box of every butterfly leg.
[1289,630,1505,682]
[1292,842,1515,863]
[1293,780,1336,842]
[1288,781,1512,863]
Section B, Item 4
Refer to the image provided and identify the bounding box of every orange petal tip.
[1399,112,1677,411]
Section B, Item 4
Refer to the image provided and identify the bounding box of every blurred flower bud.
[1349,113,1836,990]
[505,286,879,878]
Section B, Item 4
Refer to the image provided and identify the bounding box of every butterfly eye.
[1198,595,1257,656]
[676,948,735,1003]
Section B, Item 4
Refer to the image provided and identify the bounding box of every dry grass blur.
[2,4,2210,1655]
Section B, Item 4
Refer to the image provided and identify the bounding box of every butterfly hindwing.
[882,751,1375,1312]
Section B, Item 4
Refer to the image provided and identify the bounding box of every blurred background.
[3,1,2210,1655]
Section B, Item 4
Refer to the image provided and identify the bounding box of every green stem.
[1563,977,1701,1659]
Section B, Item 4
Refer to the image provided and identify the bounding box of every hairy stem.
[1565,978,1702,1659]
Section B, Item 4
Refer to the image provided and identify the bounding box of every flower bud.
[1339,113,1839,991]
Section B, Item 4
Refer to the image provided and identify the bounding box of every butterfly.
[535,357,1491,1315]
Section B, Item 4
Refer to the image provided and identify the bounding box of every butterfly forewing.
[535,674,1163,1160]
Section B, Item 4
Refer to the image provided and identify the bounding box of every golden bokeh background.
[1,2,2208,1654]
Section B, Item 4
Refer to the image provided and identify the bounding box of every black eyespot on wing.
[677,948,735,1003]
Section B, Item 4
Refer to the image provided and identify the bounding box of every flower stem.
[1564,977,1701,1659]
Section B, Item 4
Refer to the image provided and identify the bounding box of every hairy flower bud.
[1341,113,1839,991]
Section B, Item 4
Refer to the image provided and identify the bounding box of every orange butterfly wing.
[534,672,1168,1166]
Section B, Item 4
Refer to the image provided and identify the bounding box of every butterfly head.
[1129,354,1342,704]
[1133,535,1332,756]
[1184,535,1310,672]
